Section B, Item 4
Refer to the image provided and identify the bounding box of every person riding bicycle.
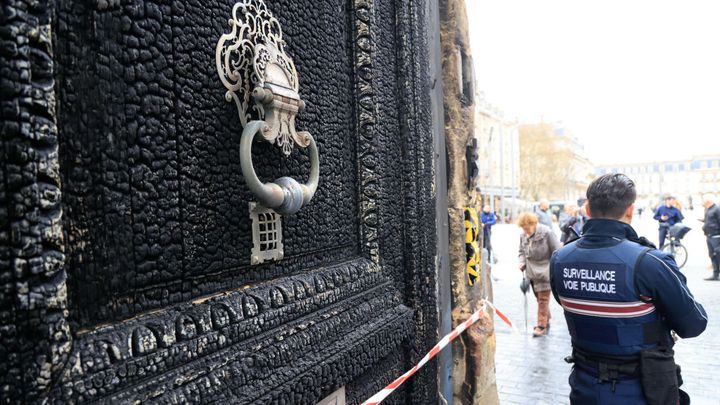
[654,196,684,248]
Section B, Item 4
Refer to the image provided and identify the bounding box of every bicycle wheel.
[661,243,688,268]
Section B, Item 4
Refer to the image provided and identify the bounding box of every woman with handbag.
[517,212,562,337]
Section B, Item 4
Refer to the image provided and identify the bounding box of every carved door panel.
[0,0,438,403]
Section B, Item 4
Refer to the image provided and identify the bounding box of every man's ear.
[624,203,635,221]
[584,202,592,218]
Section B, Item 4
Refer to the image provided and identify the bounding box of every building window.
[457,48,474,105]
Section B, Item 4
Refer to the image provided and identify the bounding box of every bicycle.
[661,224,691,268]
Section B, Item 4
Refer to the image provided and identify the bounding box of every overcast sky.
[465,0,720,165]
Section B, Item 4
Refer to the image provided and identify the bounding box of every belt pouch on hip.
[639,348,679,405]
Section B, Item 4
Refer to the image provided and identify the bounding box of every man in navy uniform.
[551,174,707,404]
[653,195,684,248]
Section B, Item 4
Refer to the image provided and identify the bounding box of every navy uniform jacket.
[653,205,684,227]
[550,219,707,404]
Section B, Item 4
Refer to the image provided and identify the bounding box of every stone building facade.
[553,125,594,202]
[596,155,720,209]
[1,0,497,403]
[474,93,520,221]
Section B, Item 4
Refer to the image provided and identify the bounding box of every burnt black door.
[1,0,439,403]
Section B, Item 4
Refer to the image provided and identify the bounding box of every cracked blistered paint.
[2,0,441,403]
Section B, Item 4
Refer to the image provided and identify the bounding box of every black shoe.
[704,276,720,281]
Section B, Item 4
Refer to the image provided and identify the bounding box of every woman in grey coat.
[517,212,562,337]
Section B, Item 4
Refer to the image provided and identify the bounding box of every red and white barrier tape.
[361,299,517,405]
[485,299,519,333]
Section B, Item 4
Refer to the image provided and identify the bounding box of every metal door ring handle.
[240,120,319,215]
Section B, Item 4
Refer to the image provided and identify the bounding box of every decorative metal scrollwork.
[216,0,319,215]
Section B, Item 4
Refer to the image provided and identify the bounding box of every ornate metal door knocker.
[216,0,319,215]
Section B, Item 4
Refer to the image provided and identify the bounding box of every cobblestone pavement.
[490,212,719,404]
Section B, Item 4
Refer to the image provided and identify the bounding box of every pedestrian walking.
[701,193,720,281]
[517,212,562,337]
[480,205,497,262]
[551,174,707,405]
[653,196,684,248]
[536,198,554,228]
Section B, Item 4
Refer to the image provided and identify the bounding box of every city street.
[490,211,719,404]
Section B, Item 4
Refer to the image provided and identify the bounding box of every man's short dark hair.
[586,173,636,219]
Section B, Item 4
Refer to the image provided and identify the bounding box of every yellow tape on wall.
[464,207,481,285]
